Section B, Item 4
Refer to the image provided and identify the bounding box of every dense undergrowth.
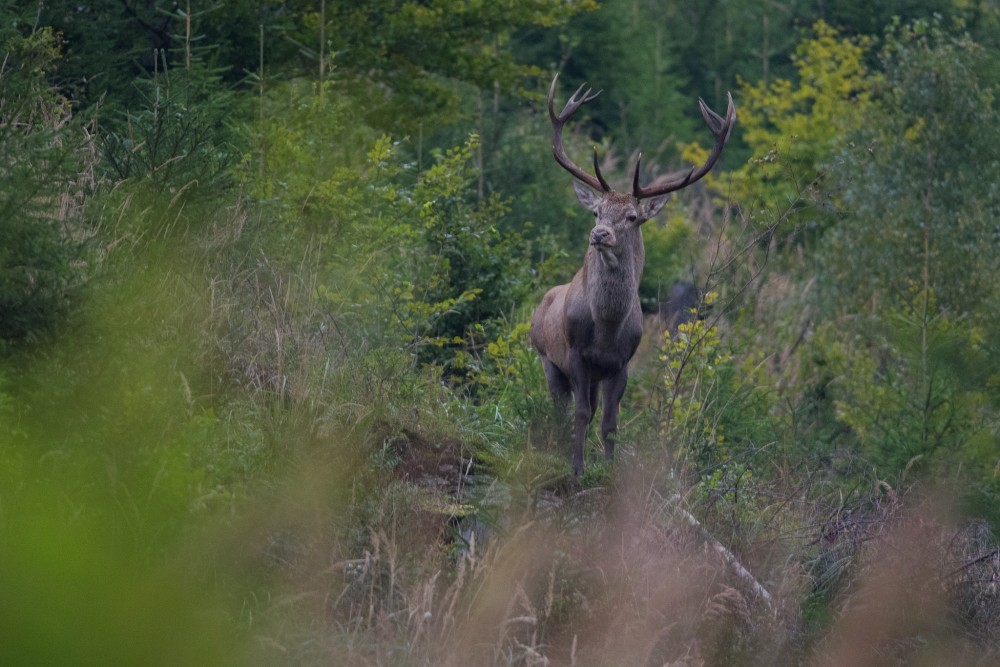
[4,3,1000,665]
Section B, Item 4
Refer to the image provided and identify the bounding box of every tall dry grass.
[188,193,1000,667]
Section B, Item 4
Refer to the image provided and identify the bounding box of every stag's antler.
[632,92,737,199]
[548,74,608,193]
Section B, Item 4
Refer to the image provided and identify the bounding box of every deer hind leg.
[600,369,628,460]
[542,358,571,404]
[564,372,598,478]
[541,359,574,450]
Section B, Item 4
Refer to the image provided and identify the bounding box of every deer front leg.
[571,390,594,477]
[568,358,597,477]
[600,369,628,460]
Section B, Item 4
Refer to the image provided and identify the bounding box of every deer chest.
[569,316,642,379]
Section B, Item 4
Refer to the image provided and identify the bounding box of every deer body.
[531,189,665,476]
[532,75,735,477]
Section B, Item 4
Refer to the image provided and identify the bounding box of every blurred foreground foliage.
[3,4,1000,665]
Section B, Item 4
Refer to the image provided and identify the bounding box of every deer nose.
[590,226,615,246]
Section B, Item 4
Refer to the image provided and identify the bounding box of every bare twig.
[669,494,776,614]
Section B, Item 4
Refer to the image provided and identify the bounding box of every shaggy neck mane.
[586,245,640,323]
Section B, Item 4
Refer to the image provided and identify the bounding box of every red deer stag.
[530,74,736,477]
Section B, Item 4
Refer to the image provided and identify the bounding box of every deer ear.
[639,195,669,223]
[573,181,602,212]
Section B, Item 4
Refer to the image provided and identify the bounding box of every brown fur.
[530,185,667,476]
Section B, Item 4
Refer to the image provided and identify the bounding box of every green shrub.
[820,289,995,478]
[0,28,91,345]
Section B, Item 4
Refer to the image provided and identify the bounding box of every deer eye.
[627,213,637,222]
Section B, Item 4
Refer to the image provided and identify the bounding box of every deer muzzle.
[590,226,615,247]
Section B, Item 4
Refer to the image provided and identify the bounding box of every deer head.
[529,73,736,477]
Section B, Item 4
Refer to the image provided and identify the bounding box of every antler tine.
[548,73,606,192]
[632,151,642,195]
[593,149,611,192]
[702,92,737,143]
[699,98,723,132]
[634,91,737,199]
[562,83,600,118]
